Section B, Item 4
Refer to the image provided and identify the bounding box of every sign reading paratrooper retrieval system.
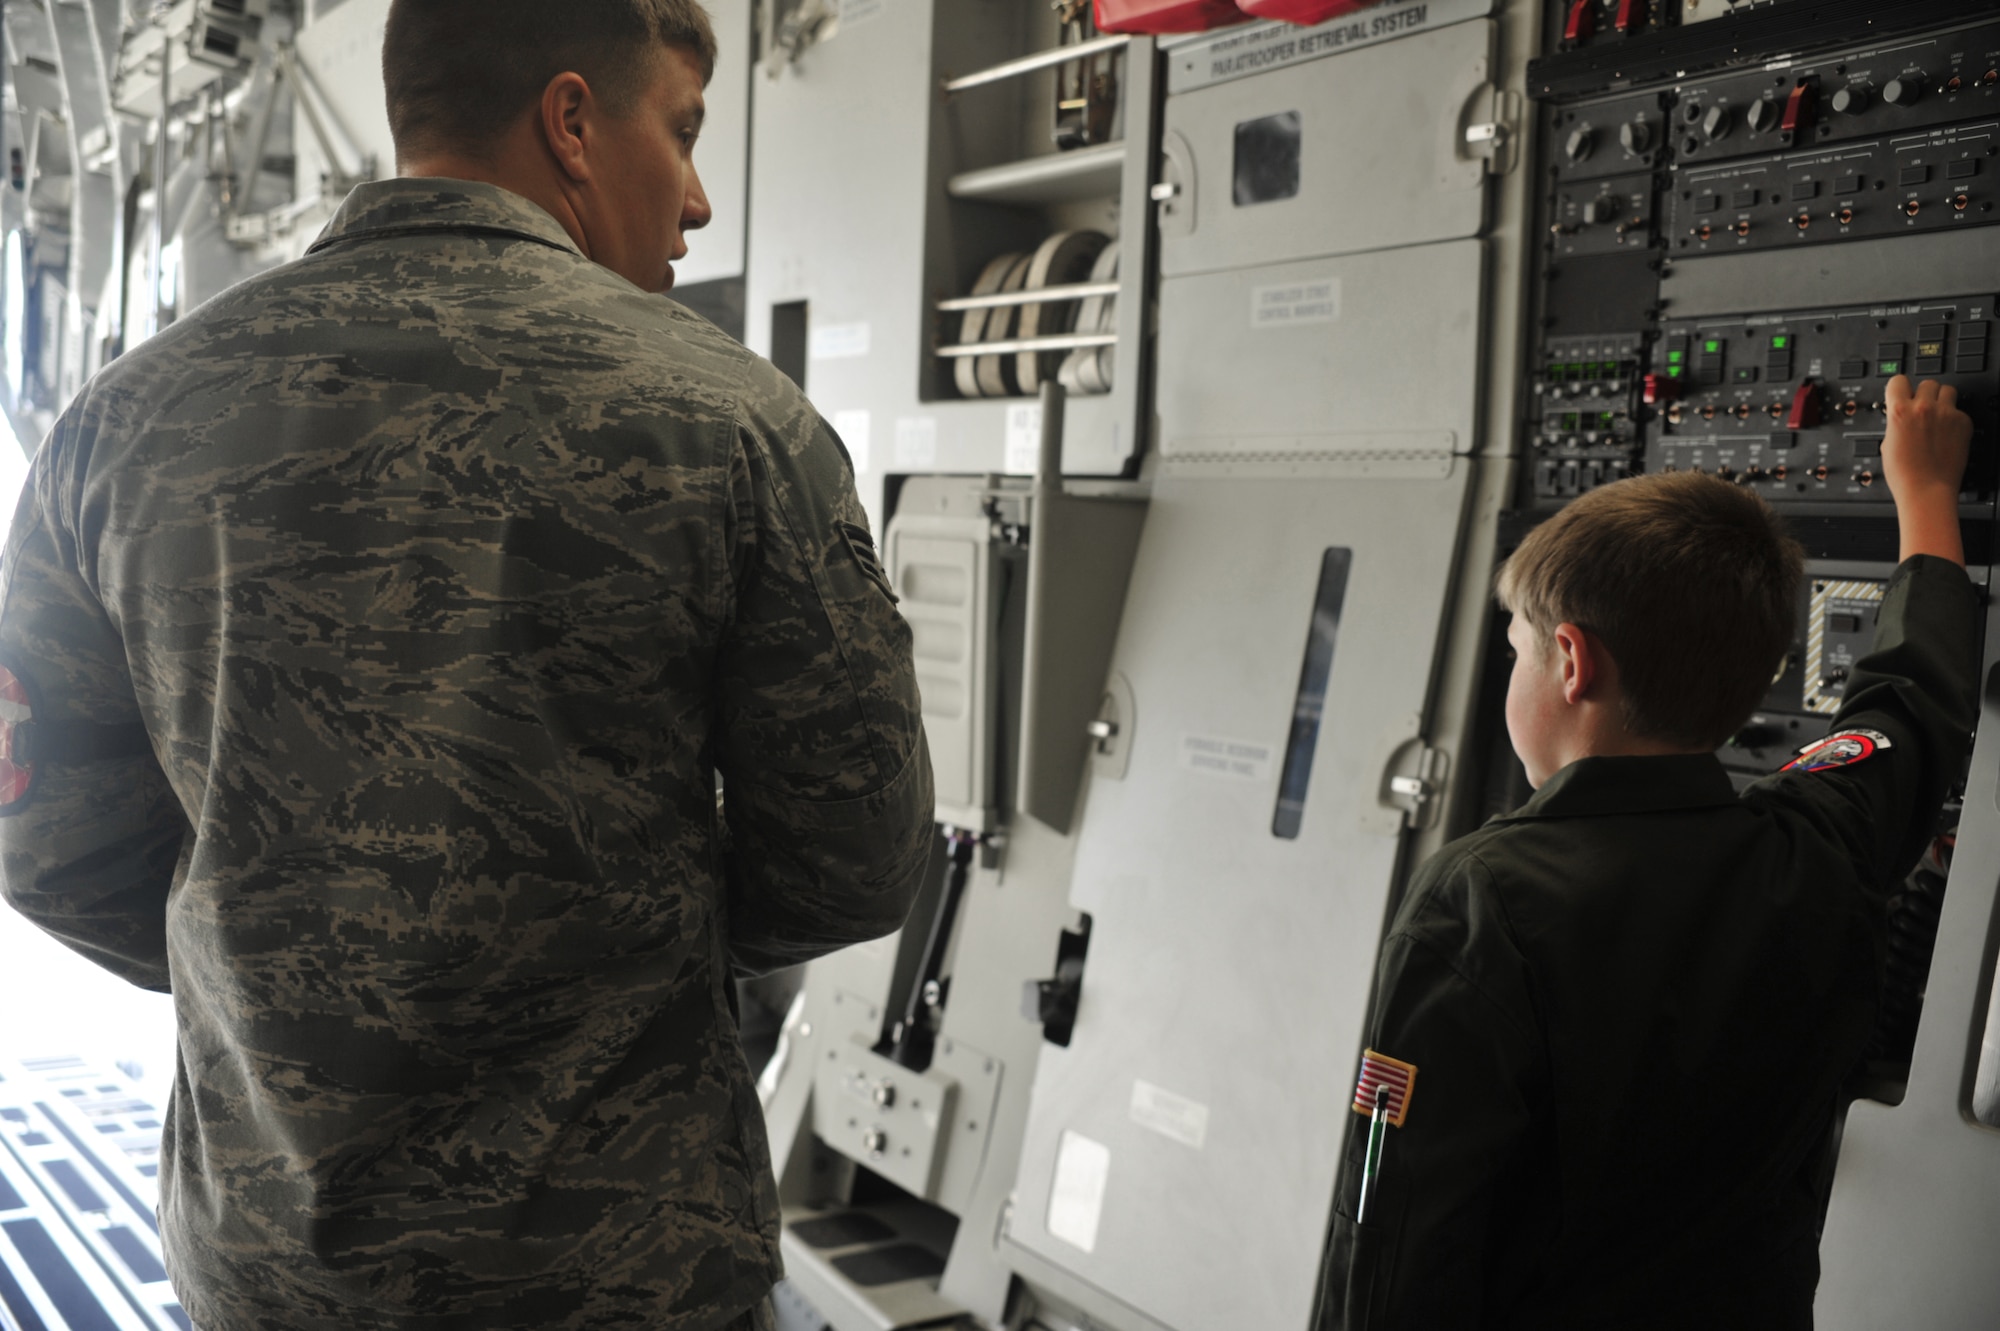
[1167,0,1497,94]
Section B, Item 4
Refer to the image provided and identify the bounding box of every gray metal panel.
[1815,587,2000,1329]
[1159,19,1494,278]
[673,0,751,286]
[1156,240,1486,452]
[1659,228,2000,317]
[1003,462,1477,1331]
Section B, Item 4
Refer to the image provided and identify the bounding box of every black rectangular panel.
[1668,123,2000,257]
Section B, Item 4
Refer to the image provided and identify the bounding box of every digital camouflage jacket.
[0,179,934,1331]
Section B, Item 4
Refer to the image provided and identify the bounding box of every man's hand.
[1881,374,1973,567]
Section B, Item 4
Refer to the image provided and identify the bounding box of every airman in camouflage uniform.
[0,95,930,1331]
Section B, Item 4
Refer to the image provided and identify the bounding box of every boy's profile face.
[1504,614,1566,788]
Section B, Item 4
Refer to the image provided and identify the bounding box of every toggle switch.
[1785,379,1823,430]
[1643,373,1680,405]
[1565,0,1597,43]
[1781,83,1817,134]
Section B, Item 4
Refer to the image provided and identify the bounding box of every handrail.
[934,332,1118,358]
[941,33,1130,94]
[936,281,1120,313]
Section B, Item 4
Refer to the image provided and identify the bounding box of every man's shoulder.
[81,243,804,439]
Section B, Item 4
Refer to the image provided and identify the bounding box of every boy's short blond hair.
[1497,472,1805,751]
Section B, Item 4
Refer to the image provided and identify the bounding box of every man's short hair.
[383,0,718,164]
[1497,472,1805,751]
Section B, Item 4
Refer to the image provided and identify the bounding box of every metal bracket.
[1459,83,1524,177]
[1382,741,1450,831]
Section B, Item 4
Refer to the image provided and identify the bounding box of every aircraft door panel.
[1155,240,1486,450]
[1000,462,1476,1331]
[1159,17,1496,280]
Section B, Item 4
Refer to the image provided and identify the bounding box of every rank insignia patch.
[1352,1049,1417,1128]
[1781,728,1893,774]
[0,663,37,812]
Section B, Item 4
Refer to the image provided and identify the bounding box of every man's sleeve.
[1323,853,1546,1330]
[714,366,934,976]
[0,415,187,992]
[1746,554,1980,888]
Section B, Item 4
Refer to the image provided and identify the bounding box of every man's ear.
[539,72,594,183]
[1552,621,1597,706]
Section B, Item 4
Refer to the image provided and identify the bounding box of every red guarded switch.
[1781,83,1817,134]
[1566,0,1598,43]
[1615,0,1646,33]
[1786,379,1824,430]
[1643,373,1679,405]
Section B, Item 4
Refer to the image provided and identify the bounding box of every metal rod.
[935,332,1117,358]
[153,35,171,332]
[941,32,1129,94]
[235,54,283,222]
[280,45,346,185]
[936,281,1119,313]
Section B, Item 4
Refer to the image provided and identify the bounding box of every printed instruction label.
[1048,1130,1111,1253]
[894,416,938,468]
[832,410,871,474]
[1181,734,1274,783]
[1252,279,1341,329]
[810,322,871,360]
[837,0,886,26]
[1170,0,1495,93]
[1130,1080,1210,1150]
[1005,403,1044,475]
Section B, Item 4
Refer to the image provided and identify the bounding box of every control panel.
[1524,9,2000,509]
[1673,20,2000,167]
[1644,299,1999,505]
[1669,123,2000,256]
[1531,333,1648,500]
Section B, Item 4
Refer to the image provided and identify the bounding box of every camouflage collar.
[312,178,584,258]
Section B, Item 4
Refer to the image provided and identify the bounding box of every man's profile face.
[589,45,713,293]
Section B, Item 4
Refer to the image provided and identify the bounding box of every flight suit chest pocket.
[837,521,898,604]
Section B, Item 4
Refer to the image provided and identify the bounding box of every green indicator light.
[1704,339,1721,353]
[1772,335,1789,349]
[1881,361,1902,375]
[1667,366,1683,378]
[1668,350,1685,363]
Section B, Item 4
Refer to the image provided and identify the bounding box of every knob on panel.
[1566,127,1597,163]
[1702,104,1733,141]
[1620,120,1655,154]
[1582,198,1616,226]
[1745,98,1780,132]
[1829,87,1870,115]
[1884,76,1924,106]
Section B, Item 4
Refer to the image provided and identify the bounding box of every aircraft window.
[1233,111,1302,206]
[1273,547,1353,839]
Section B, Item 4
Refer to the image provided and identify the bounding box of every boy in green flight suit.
[1325,375,1980,1329]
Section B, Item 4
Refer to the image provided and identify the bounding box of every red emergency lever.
[1642,373,1679,405]
[1566,0,1597,43]
[1786,380,1823,430]
[1615,0,1646,34]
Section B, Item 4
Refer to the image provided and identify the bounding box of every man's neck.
[396,155,592,261]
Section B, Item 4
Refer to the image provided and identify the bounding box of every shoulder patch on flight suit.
[1781,728,1893,774]
[1352,1049,1418,1128]
[0,661,41,814]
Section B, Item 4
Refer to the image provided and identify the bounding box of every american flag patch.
[1351,1049,1417,1128]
